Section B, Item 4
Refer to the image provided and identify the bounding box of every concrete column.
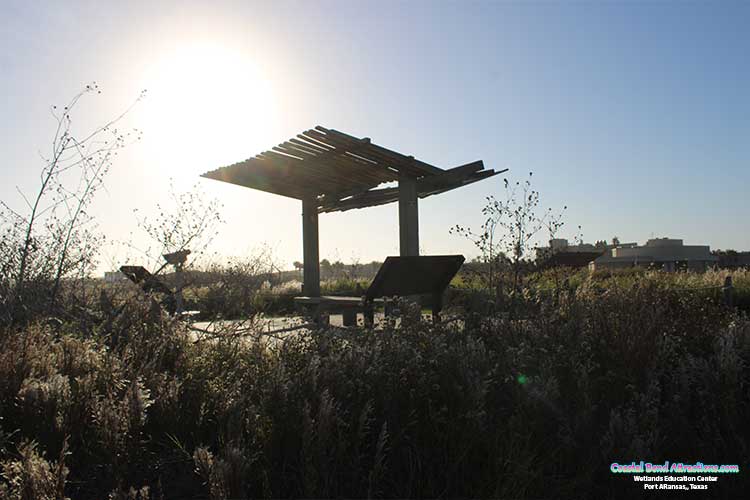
[302,197,320,297]
[398,173,419,256]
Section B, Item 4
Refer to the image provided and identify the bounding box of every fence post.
[723,275,734,308]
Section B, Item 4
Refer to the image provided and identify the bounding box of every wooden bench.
[294,255,464,326]
[120,265,177,314]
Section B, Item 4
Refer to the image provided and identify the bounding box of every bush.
[0,280,748,498]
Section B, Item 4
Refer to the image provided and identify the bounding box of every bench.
[120,265,177,314]
[294,255,464,326]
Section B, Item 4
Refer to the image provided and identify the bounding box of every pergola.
[202,126,503,296]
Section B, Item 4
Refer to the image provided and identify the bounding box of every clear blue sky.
[2,0,748,271]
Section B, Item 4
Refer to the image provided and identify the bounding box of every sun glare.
[142,42,278,178]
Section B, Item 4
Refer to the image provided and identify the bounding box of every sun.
[142,42,279,179]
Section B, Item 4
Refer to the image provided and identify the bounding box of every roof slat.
[276,142,322,158]
[203,164,312,200]
[274,141,391,187]
[257,151,375,194]
[319,166,505,213]
[303,129,426,178]
[294,134,337,152]
[296,133,397,183]
[201,126,497,206]
[289,137,334,153]
[317,126,444,177]
[306,156,390,186]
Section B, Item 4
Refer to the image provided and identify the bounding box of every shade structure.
[201,126,501,212]
[201,126,504,296]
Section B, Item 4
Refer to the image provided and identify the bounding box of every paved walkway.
[190,310,443,339]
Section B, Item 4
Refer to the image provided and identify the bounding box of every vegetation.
[0,275,748,499]
[451,172,569,298]
[450,266,750,317]
[0,84,144,326]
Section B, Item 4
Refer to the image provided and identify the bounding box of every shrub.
[0,273,748,498]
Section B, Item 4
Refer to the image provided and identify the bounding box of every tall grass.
[0,276,748,498]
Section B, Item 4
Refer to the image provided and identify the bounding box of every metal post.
[173,262,184,314]
[302,197,320,297]
[398,172,419,256]
[723,275,734,308]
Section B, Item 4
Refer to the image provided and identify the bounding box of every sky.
[1,0,749,272]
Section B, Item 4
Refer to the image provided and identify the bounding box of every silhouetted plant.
[0,83,144,325]
[451,171,568,314]
[132,181,223,271]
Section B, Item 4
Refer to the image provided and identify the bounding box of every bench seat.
[294,296,385,325]
[294,255,464,326]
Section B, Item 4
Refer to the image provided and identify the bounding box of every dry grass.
[0,275,748,498]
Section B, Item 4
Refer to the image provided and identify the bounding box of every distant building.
[715,251,750,269]
[535,238,616,269]
[104,271,127,283]
[536,239,601,259]
[590,238,718,272]
[543,251,606,269]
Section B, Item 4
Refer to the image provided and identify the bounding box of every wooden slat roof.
[201,126,503,213]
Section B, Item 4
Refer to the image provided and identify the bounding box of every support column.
[398,173,419,256]
[302,197,320,297]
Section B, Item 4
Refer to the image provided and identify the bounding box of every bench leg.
[432,293,443,324]
[364,302,375,326]
[342,309,357,327]
[384,299,394,317]
[306,304,329,326]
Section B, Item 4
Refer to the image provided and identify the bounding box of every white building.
[104,271,127,283]
[535,238,635,260]
[590,238,718,272]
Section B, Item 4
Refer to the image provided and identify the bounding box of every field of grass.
[449,266,750,315]
[1,267,748,499]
